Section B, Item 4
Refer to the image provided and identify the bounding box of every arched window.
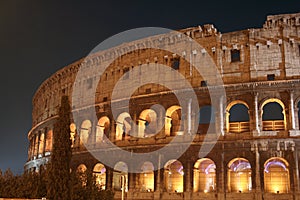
[164,159,184,193]
[45,129,53,155]
[38,133,45,157]
[116,112,132,141]
[80,120,92,145]
[227,158,252,193]
[93,163,106,190]
[113,162,128,192]
[264,157,290,193]
[193,158,216,193]
[139,161,154,192]
[70,123,76,147]
[96,116,110,143]
[198,105,215,134]
[165,106,182,136]
[262,99,285,131]
[139,109,158,138]
[77,164,87,186]
[226,102,250,133]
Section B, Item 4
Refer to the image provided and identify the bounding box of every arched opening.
[262,99,285,131]
[96,116,110,143]
[139,109,158,138]
[227,158,252,193]
[70,123,76,147]
[77,164,87,186]
[193,158,216,193]
[38,133,45,157]
[164,159,184,193]
[45,129,53,155]
[264,157,290,193]
[139,161,154,192]
[80,120,92,145]
[113,161,128,192]
[93,163,106,190]
[116,112,132,141]
[226,102,250,133]
[198,105,215,134]
[165,106,182,136]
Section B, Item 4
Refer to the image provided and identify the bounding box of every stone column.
[90,120,97,146]
[219,96,225,136]
[218,151,225,200]
[290,91,296,130]
[128,172,135,191]
[110,119,115,142]
[253,93,260,136]
[254,142,262,200]
[184,161,192,192]
[43,129,47,156]
[35,132,40,158]
[29,138,33,160]
[187,99,192,135]
[154,154,163,200]
[106,167,113,190]
[294,149,300,195]
[157,107,165,138]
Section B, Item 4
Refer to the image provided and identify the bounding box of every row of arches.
[75,98,290,144]
[76,157,290,194]
[28,97,299,160]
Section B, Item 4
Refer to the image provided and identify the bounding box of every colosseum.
[25,13,300,200]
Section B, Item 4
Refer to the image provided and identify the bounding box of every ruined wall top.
[264,12,300,28]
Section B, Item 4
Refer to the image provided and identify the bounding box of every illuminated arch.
[116,112,132,141]
[70,123,76,147]
[77,164,87,186]
[113,161,128,192]
[45,129,53,154]
[264,157,290,193]
[226,101,250,133]
[261,98,286,131]
[139,109,158,138]
[227,158,252,193]
[38,133,45,157]
[193,158,216,193]
[93,163,106,190]
[164,159,184,193]
[165,106,182,136]
[96,116,110,143]
[80,120,92,145]
[139,161,155,192]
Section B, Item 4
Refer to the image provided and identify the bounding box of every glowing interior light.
[264,161,287,173]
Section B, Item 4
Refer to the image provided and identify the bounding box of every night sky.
[1,0,300,174]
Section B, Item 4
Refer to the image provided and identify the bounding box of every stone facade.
[25,13,300,200]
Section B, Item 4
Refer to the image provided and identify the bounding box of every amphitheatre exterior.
[25,13,300,200]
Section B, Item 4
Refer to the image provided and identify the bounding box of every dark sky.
[0,0,299,174]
